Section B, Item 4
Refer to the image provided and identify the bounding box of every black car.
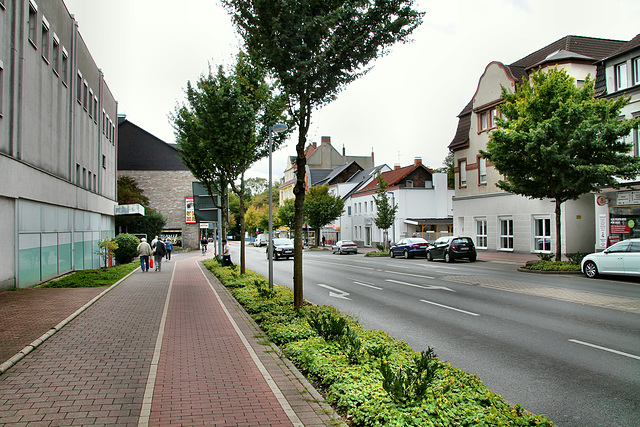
[389,238,431,259]
[266,238,295,260]
[427,236,477,262]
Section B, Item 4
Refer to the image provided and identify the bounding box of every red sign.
[610,224,630,234]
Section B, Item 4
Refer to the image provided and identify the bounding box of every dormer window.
[633,57,640,86]
[615,62,628,91]
[405,180,413,188]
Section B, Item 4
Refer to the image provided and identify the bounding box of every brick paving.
[0,253,343,426]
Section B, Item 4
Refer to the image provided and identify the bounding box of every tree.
[373,173,398,251]
[434,151,455,189]
[117,176,149,206]
[222,0,423,307]
[277,198,296,231]
[172,51,290,273]
[482,67,640,260]
[244,177,268,198]
[304,185,345,247]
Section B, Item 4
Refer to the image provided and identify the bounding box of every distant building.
[0,0,118,289]
[117,117,200,250]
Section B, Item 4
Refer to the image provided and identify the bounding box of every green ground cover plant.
[203,260,553,426]
[37,262,139,288]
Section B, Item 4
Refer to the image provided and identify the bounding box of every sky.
[63,0,640,181]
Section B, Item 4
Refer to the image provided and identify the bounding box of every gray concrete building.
[0,0,118,290]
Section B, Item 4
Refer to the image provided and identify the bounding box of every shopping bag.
[150,258,153,268]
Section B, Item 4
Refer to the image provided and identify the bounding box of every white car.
[254,233,268,247]
[581,238,640,278]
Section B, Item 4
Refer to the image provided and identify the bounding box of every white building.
[0,0,118,289]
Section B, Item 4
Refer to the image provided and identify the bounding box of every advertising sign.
[186,197,196,224]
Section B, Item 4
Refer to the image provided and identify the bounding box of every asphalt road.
[238,243,640,427]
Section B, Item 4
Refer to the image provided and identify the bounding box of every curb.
[0,268,139,375]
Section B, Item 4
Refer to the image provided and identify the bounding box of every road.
[236,243,640,427]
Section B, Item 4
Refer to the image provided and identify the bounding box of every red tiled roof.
[355,164,432,195]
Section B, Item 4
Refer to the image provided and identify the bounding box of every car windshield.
[273,239,293,246]
[453,238,472,244]
[407,238,428,244]
[341,241,355,245]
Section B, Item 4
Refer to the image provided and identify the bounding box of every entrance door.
[365,227,371,246]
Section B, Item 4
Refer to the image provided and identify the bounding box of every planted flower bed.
[204,260,553,426]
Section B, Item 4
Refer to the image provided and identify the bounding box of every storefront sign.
[616,191,640,206]
[186,197,196,224]
[610,217,631,234]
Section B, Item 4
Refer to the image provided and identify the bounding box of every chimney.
[342,144,346,157]
[312,142,317,148]
[414,157,422,166]
[371,148,374,165]
[321,136,331,145]
[394,164,401,170]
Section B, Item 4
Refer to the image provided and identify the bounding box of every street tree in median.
[221,0,424,307]
[304,185,345,248]
[172,51,290,273]
[373,173,399,251]
[481,67,640,260]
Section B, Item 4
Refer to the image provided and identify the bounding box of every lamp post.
[268,123,288,290]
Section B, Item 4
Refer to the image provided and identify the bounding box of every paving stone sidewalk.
[0,253,343,426]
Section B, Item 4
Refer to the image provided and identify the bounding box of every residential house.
[592,34,640,249]
[347,158,453,247]
[449,35,627,256]
[117,117,200,249]
[0,0,118,289]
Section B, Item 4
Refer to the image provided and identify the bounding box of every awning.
[404,218,453,226]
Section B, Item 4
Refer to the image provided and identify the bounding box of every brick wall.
[119,170,200,249]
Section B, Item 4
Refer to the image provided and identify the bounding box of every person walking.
[136,238,153,272]
[165,238,173,261]
[322,235,326,247]
[153,238,166,271]
[222,239,234,267]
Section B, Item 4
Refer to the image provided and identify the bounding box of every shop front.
[594,188,640,250]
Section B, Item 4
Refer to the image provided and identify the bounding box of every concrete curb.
[0,268,139,375]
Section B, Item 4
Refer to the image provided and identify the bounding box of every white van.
[254,233,268,247]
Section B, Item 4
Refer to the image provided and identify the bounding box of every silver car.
[581,238,640,278]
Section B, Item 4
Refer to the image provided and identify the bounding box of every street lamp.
[269,123,288,290]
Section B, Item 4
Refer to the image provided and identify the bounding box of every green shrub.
[536,252,555,262]
[527,260,580,271]
[306,308,348,341]
[380,348,439,404]
[113,234,140,265]
[565,252,586,265]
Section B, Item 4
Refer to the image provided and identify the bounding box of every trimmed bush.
[113,234,140,265]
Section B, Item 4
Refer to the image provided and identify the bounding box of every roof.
[118,118,189,171]
[599,33,640,62]
[307,169,333,187]
[448,100,472,151]
[341,165,389,199]
[356,163,433,194]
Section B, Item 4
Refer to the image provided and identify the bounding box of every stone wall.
[118,170,200,249]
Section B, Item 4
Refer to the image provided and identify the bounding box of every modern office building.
[0,0,118,289]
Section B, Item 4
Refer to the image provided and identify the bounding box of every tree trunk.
[238,174,246,274]
[555,199,562,261]
[293,100,310,309]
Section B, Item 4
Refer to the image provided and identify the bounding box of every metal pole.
[268,127,274,290]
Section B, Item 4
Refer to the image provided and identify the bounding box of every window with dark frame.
[61,48,68,84]
[41,17,49,62]
[615,62,628,91]
[28,2,37,46]
[0,62,3,118]
[52,36,59,74]
[459,160,467,187]
[76,71,82,103]
[633,57,640,86]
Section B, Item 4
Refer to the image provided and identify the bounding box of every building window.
[476,219,487,249]
[76,71,82,104]
[41,17,49,62]
[0,61,3,118]
[480,112,488,131]
[102,155,106,169]
[348,206,351,216]
[405,180,413,188]
[533,217,551,252]
[28,1,38,46]
[88,89,94,118]
[93,97,98,123]
[76,164,81,185]
[615,62,628,91]
[478,157,487,184]
[490,108,498,128]
[499,218,514,250]
[425,180,433,189]
[633,57,640,86]
[61,48,68,84]
[52,35,59,74]
[83,81,88,110]
[459,160,467,187]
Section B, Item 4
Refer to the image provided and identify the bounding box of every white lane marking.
[420,299,480,316]
[384,270,435,280]
[350,280,383,290]
[385,279,455,292]
[569,339,640,361]
[317,284,352,300]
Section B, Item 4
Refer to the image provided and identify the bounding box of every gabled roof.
[307,169,333,187]
[448,99,472,151]
[118,118,189,171]
[595,34,640,96]
[356,163,433,194]
[342,165,389,199]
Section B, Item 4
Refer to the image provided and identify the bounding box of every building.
[278,136,375,204]
[592,34,640,248]
[0,0,118,290]
[346,158,453,247]
[117,117,200,250]
[449,35,627,256]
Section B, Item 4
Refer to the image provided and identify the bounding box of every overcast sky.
[63,0,640,180]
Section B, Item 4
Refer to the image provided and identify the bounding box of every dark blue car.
[389,238,431,259]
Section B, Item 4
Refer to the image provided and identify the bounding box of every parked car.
[389,238,431,259]
[332,240,358,255]
[254,233,268,247]
[266,238,295,260]
[581,238,640,278]
[427,236,477,262]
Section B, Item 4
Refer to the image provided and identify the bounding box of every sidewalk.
[0,252,344,426]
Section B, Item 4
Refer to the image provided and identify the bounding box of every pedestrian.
[136,238,152,272]
[222,239,234,267]
[153,238,166,271]
[165,238,173,261]
[322,235,326,247]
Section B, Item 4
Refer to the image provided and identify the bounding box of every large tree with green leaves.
[221,0,423,306]
[482,67,640,260]
[304,185,345,247]
[373,173,398,251]
[172,51,290,272]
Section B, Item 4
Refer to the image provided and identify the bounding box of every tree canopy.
[482,67,640,258]
[304,185,345,247]
[221,0,423,306]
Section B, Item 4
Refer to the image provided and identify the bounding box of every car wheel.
[445,252,453,263]
[404,250,410,259]
[339,249,344,255]
[389,250,395,258]
[584,261,598,278]
[469,255,476,262]
[426,251,433,261]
